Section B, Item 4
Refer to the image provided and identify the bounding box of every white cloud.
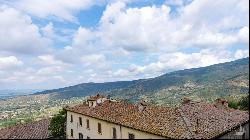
[41,22,73,43]
[81,54,111,70]
[0,0,248,89]
[110,49,234,80]
[192,32,238,47]
[38,55,67,66]
[0,56,23,70]
[72,27,96,49]
[238,26,249,45]
[96,0,249,53]
[37,66,63,76]
[3,0,105,22]
[234,49,249,59]
[41,22,55,39]
[0,6,52,55]
[99,2,172,52]
[181,0,249,30]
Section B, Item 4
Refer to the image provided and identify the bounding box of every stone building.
[64,95,249,139]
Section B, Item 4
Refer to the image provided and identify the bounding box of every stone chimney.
[87,94,106,107]
[182,97,191,105]
[138,100,147,112]
[214,98,228,109]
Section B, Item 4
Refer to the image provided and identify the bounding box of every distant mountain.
[34,80,142,99]
[34,57,249,105]
[0,89,44,99]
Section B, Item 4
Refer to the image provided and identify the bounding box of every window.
[79,133,83,139]
[128,133,135,139]
[86,119,90,129]
[87,136,90,139]
[70,115,73,122]
[242,132,245,139]
[79,117,82,126]
[98,123,102,134]
[112,127,117,139]
[70,129,73,137]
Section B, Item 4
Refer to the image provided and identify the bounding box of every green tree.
[226,97,239,109]
[228,99,238,109]
[48,109,66,138]
[238,95,249,111]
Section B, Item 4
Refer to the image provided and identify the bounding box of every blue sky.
[0,0,249,90]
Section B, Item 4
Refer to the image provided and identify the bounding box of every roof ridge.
[177,107,195,139]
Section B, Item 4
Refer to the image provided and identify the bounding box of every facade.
[65,95,249,139]
[66,111,164,139]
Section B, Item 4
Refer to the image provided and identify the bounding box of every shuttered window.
[70,115,73,122]
[79,117,82,126]
[70,129,73,137]
[128,133,135,139]
[112,127,117,139]
[86,119,90,129]
[98,123,102,134]
[79,133,83,139]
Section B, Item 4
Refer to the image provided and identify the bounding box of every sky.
[0,0,249,90]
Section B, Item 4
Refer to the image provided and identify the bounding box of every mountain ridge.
[34,57,249,104]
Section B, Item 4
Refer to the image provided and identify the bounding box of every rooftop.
[65,96,249,139]
[0,119,51,139]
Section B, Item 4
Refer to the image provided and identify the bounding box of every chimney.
[138,100,147,112]
[214,98,228,109]
[182,97,191,105]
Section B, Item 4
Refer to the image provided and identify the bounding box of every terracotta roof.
[0,119,51,139]
[65,99,249,139]
[180,102,249,139]
[65,100,192,139]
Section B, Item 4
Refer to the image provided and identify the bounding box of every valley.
[0,57,249,128]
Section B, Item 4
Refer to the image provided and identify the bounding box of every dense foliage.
[238,94,249,110]
[48,109,66,138]
[227,95,249,110]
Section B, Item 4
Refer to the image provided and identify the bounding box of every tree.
[238,95,249,111]
[48,109,66,138]
[227,97,239,109]
[228,99,238,109]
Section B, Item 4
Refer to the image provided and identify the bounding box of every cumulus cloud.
[0,0,249,89]
[2,0,105,22]
[0,6,52,55]
[234,49,249,59]
[110,49,235,80]
[238,26,249,45]
[38,55,67,66]
[95,0,249,53]
[0,56,23,70]
[37,66,64,76]
[99,2,172,52]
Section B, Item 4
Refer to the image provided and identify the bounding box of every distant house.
[0,119,51,139]
[64,94,249,139]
